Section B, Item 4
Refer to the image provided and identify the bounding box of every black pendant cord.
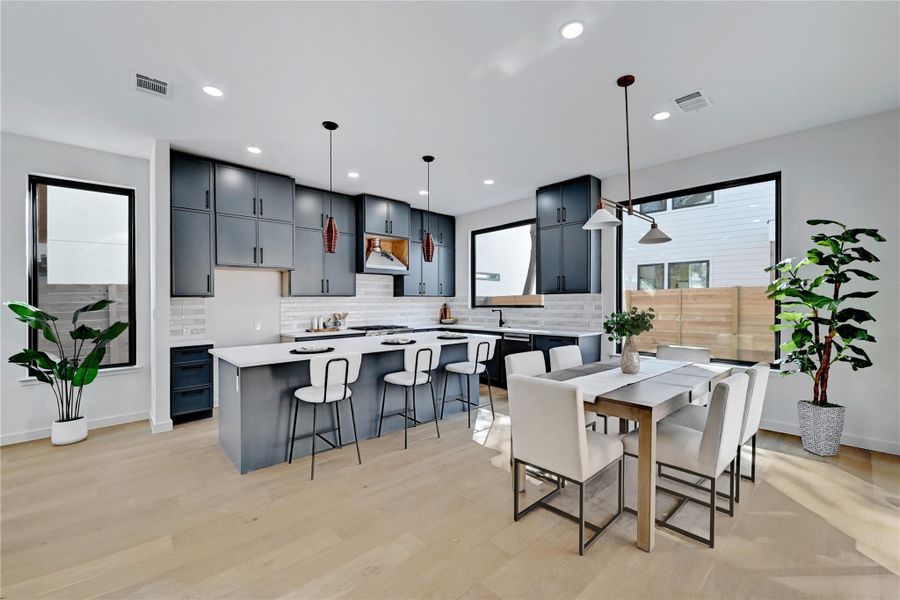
[624,84,633,215]
[426,160,431,231]
[328,129,334,213]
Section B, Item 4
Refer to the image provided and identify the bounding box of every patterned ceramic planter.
[621,337,640,374]
[797,401,845,456]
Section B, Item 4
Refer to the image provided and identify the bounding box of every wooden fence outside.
[625,286,775,364]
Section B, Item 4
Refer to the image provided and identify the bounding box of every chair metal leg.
[578,482,586,556]
[377,382,388,438]
[429,379,441,439]
[710,476,716,548]
[403,386,409,450]
[348,397,362,465]
[591,421,597,432]
[618,457,624,513]
[735,445,742,503]
[288,397,300,464]
[742,434,757,482]
[310,403,318,481]
[604,416,608,434]
[440,370,449,419]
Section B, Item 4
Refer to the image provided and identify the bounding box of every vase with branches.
[6,299,129,445]
[765,219,884,455]
[603,307,655,374]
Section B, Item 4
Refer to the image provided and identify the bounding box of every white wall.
[601,110,900,454]
[1,133,152,444]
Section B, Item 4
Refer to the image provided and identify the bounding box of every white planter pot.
[797,401,845,456]
[51,416,88,446]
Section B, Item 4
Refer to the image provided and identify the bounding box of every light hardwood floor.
[2,387,899,599]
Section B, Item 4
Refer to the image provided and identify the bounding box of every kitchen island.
[210,331,499,473]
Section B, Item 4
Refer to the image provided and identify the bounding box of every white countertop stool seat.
[377,344,442,449]
[441,339,496,429]
[507,374,625,556]
[661,362,770,503]
[622,372,749,547]
[549,345,607,433]
[289,352,363,480]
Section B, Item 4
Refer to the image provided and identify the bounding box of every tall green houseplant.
[765,219,884,455]
[6,299,128,445]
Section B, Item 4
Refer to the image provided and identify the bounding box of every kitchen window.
[28,176,136,368]
[637,263,664,290]
[471,219,543,307]
[638,199,667,214]
[619,173,780,365]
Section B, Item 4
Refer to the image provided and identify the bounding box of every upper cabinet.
[171,152,214,297]
[215,164,294,223]
[256,172,295,222]
[409,208,454,246]
[536,175,601,295]
[294,186,355,233]
[360,195,410,237]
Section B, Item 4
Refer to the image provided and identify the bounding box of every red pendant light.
[322,121,339,253]
[422,155,435,262]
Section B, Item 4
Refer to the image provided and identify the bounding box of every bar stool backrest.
[698,372,749,476]
[549,345,583,371]
[657,344,711,364]
[741,363,770,445]
[403,343,442,373]
[505,351,547,377]
[467,338,496,364]
[309,352,362,388]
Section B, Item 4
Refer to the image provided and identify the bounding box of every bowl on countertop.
[440,318,458,324]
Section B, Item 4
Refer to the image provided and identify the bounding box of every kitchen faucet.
[491,308,506,328]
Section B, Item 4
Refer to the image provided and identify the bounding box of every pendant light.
[322,121,339,253]
[583,75,671,244]
[422,155,436,262]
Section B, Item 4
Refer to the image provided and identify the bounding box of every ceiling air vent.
[133,72,170,99]
[673,90,711,113]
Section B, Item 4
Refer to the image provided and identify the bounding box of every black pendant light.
[322,121,339,253]
[422,155,435,262]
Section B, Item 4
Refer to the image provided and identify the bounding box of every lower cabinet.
[172,208,213,297]
[170,344,214,424]
[283,229,356,296]
[394,242,455,297]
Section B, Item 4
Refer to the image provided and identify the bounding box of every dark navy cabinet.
[360,195,410,237]
[215,164,258,218]
[532,334,601,371]
[294,186,355,233]
[171,152,214,297]
[172,154,213,211]
[170,344,214,423]
[394,242,454,297]
[536,175,601,294]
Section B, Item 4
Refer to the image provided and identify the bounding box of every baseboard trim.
[1,411,149,446]
[760,418,900,456]
[151,418,173,434]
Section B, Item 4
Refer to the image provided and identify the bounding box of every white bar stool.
[377,343,442,449]
[440,338,496,428]
[288,352,362,480]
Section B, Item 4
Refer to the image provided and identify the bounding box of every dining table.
[518,357,733,552]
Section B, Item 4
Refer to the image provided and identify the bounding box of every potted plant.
[603,307,655,374]
[766,219,885,456]
[5,299,128,445]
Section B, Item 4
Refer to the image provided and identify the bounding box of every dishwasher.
[498,332,532,388]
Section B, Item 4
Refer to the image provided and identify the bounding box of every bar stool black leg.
[440,371,449,419]
[288,397,300,464]
[335,401,343,448]
[466,373,472,428]
[310,403,318,480]
[377,382,388,438]
[403,386,409,450]
[486,373,495,417]
[348,397,362,465]
[411,383,418,427]
[429,378,441,438]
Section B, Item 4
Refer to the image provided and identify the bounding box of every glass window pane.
[621,178,777,364]
[638,199,666,214]
[473,222,542,307]
[32,179,133,367]
[672,192,713,209]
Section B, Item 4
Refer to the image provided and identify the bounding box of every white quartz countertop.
[170,338,215,348]
[280,329,363,340]
[442,324,601,338]
[211,331,500,368]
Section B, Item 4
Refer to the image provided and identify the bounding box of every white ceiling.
[2,1,898,215]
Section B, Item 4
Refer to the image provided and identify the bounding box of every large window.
[29,176,136,367]
[619,173,780,365]
[471,219,543,307]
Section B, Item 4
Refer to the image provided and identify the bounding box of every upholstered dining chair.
[549,345,607,433]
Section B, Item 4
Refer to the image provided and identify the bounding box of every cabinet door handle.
[181,364,205,370]
[326,279,330,293]
[556,207,560,223]
[253,247,257,263]
[260,247,264,264]
[562,275,566,290]
[439,282,443,294]
[556,275,560,291]
[321,279,325,293]
[252,198,256,215]
[562,207,566,222]
[259,198,263,216]
[389,220,393,234]
[206,274,211,292]
[322,213,325,227]
[205,190,210,209]
[385,219,389,233]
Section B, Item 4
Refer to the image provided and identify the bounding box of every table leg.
[636,410,656,552]
[619,416,630,434]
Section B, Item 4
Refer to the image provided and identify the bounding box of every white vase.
[51,416,88,446]
[621,337,640,374]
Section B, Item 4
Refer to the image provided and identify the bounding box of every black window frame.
[667,260,710,289]
[672,191,715,210]
[636,263,665,291]
[615,172,782,367]
[28,175,137,369]
[470,218,544,309]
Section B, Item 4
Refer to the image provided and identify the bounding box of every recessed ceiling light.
[483,179,495,185]
[347,172,360,178]
[202,85,223,97]
[246,146,261,154]
[560,21,584,40]
[652,111,671,121]
[419,190,428,196]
